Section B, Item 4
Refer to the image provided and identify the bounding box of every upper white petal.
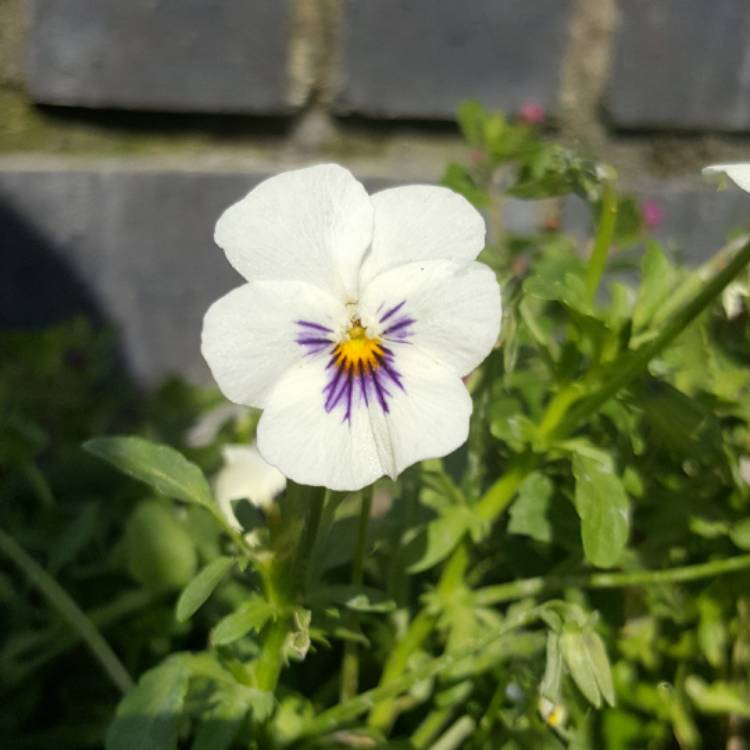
[358,185,486,288]
[361,259,501,377]
[214,444,286,521]
[201,280,346,408]
[256,346,472,491]
[703,163,750,193]
[214,164,374,298]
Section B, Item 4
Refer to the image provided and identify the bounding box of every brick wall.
[2,0,749,383]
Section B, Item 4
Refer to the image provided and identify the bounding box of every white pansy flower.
[214,444,286,530]
[202,164,501,491]
[702,163,750,193]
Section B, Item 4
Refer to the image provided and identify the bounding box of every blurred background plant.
[3,104,750,749]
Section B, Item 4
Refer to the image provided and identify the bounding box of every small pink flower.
[519,102,544,125]
[641,200,664,231]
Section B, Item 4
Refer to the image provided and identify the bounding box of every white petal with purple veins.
[202,280,346,408]
[361,259,501,377]
[256,346,472,491]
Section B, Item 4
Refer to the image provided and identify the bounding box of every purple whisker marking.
[295,305,414,423]
[370,368,390,413]
[296,319,332,332]
[383,316,415,336]
[296,336,331,347]
[380,300,406,323]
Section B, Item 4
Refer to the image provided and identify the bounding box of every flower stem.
[585,180,617,301]
[474,553,750,607]
[0,528,133,694]
[254,616,290,692]
[340,486,374,700]
[255,487,327,694]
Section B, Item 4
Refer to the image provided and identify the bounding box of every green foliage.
[84,436,213,509]
[4,104,750,749]
[176,557,236,623]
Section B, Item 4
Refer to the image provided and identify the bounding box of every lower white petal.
[360,259,501,377]
[256,346,471,491]
[201,280,346,408]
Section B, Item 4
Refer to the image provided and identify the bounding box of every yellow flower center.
[334,321,383,372]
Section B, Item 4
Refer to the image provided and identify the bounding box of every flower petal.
[201,280,346,408]
[703,163,750,193]
[256,346,472,490]
[214,164,374,298]
[359,185,486,287]
[214,444,286,521]
[361,259,501,377]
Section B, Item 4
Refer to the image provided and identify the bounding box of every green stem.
[474,553,750,607]
[368,237,750,731]
[254,617,289,692]
[294,488,327,592]
[2,589,157,690]
[291,608,542,742]
[0,529,133,693]
[411,707,454,748]
[341,487,374,700]
[585,180,617,301]
[561,237,750,435]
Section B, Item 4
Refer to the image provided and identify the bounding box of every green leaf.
[176,557,235,623]
[211,597,276,646]
[309,584,396,613]
[125,501,197,591]
[106,657,190,750]
[685,677,750,718]
[633,241,676,332]
[573,453,630,569]
[508,472,555,543]
[405,506,481,573]
[560,626,615,708]
[191,689,248,750]
[85,436,212,508]
[730,518,750,550]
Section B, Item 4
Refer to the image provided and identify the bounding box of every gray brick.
[335,0,572,119]
[28,0,294,113]
[606,0,750,131]
[563,179,750,265]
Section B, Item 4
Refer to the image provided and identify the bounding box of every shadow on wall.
[0,199,102,328]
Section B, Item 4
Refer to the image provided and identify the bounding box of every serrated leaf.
[573,453,630,568]
[85,436,212,508]
[405,506,477,573]
[191,689,248,750]
[211,597,276,646]
[633,241,676,332]
[106,657,190,750]
[508,472,555,543]
[176,557,235,623]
